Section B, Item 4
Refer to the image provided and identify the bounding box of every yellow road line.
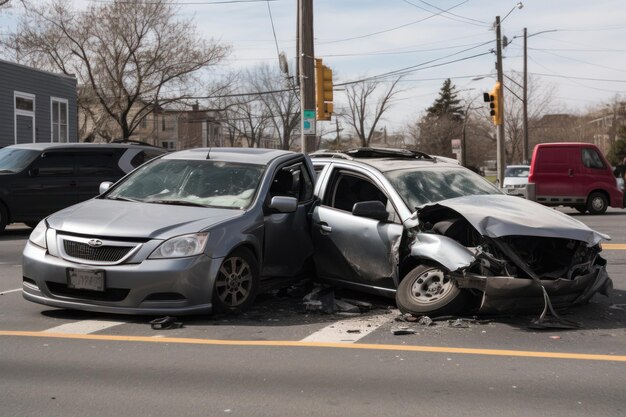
[1,330,625,362]
[603,244,626,250]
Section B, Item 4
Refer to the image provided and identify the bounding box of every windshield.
[385,167,501,209]
[504,166,529,178]
[0,148,40,173]
[106,159,265,209]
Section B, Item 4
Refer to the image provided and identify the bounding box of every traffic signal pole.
[495,16,506,187]
[298,0,316,153]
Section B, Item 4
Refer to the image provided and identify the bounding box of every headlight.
[616,177,624,192]
[29,220,48,249]
[149,233,209,259]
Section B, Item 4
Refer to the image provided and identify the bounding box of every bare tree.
[3,0,229,140]
[247,64,300,150]
[342,77,403,147]
[503,71,556,163]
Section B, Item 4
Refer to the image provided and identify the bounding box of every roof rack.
[310,147,435,161]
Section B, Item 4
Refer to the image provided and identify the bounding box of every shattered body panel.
[415,194,612,316]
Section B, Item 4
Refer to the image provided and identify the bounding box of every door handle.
[316,222,332,233]
[70,180,77,186]
[568,169,573,177]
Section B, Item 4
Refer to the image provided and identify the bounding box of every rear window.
[0,148,40,173]
[130,149,165,168]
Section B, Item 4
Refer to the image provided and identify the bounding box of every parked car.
[502,164,530,196]
[527,142,624,214]
[23,148,316,315]
[22,147,612,318]
[0,142,166,232]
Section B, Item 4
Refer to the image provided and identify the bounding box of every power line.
[317,0,475,45]
[400,0,489,26]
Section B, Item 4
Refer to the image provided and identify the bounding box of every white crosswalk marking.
[301,313,396,343]
[43,320,126,335]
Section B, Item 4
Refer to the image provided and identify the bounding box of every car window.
[76,152,120,176]
[581,148,605,169]
[107,159,264,209]
[270,162,314,203]
[504,167,529,177]
[31,152,74,177]
[129,149,165,168]
[324,172,388,212]
[385,167,501,209]
[0,148,40,173]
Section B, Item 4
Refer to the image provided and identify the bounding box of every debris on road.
[391,327,417,336]
[149,316,183,330]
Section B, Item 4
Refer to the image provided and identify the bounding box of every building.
[0,60,78,147]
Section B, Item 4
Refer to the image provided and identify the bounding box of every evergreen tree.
[426,79,464,122]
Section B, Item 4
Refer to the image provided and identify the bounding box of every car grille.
[63,240,135,262]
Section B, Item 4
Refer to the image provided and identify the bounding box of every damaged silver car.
[310,148,612,321]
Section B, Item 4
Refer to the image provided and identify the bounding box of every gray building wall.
[0,60,77,147]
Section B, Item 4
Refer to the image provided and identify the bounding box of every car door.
[10,151,79,219]
[75,150,125,203]
[311,165,403,290]
[261,159,316,278]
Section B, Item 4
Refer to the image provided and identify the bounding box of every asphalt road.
[1,208,625,417]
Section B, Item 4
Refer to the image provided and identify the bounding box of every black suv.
[0,142,166,232]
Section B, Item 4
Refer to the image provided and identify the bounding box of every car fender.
[410,233,475,272]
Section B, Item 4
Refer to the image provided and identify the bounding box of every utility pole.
[495,16,505,186]
[298,0,316,153]
[523,27,529,164]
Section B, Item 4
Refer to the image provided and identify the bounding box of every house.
[83,100,223,151]
[0,60,77,147]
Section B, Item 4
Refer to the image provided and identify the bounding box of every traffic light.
[483,82,503,125]
[315,58,333,121]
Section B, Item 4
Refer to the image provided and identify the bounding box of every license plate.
[67,269,105,292]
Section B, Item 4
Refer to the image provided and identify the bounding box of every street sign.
[303,109,316,135]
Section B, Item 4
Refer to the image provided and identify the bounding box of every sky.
[2,0,626,133]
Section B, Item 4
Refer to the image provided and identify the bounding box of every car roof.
[310,147,463,173]
[7,142,164,151]
[506,165,529,168]
[163,147,298,165]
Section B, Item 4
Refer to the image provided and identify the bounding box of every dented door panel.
[312,205,403,289]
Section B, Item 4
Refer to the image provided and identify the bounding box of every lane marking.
[42,320,126,335]
[603,244,626,250]
[301,314,394,343]
[1,331,625,362]
[0,288,22,295]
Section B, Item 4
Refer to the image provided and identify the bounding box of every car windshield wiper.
[0,169,15,173]
[149,199,208,207]
[107,196,141,202]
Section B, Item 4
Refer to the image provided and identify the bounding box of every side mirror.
[99,181,113,194]
[268,196,297,213]
[352,200,388,221]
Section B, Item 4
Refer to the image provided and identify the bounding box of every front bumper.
[22,241,223,315]
[456,263,612,314]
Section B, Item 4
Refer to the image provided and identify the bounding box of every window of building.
[15,95,34,112]
[161,141,176,150]
[51,98,69,142]
[14,91,36,144]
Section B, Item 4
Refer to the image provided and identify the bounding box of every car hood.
[502,177,528,186]
[419,194,610,246]
[46,199,244,239]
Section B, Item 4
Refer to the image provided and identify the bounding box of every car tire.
[396,264,468,317]
[574,205,587,214]
[587,192,608,215]
[212,247,259,314]
[0,204,7,233]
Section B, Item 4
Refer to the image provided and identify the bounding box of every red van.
[527,142,624,214]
